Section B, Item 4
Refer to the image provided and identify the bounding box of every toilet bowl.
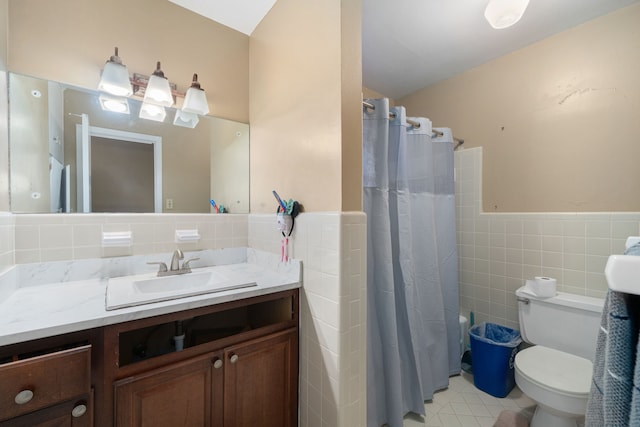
[515,345,592,427]
[515,287,604,427]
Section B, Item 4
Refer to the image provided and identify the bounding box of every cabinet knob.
[72,404,87,418]
[229,353,239,364]
[212,358,223,369]
[14,389,34,405]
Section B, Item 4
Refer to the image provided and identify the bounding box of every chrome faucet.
[147,249,200,276]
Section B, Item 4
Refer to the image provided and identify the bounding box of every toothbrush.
[210,199,219,213]
[272,190,287,212]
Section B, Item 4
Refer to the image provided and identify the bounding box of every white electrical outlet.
[166,198,174,209]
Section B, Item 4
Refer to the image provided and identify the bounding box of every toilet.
[515,287,604,427]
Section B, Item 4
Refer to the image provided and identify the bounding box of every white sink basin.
[133,271,217,294]
[605,254,640,295]
[106,267,257,310]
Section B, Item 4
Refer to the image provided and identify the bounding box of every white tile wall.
[249,212,367,427]
[0,212,13,272]
[13,213,248,263]
[455,147,640,330]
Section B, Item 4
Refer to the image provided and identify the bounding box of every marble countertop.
[0,248,301,347]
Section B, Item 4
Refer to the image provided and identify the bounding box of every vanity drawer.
[0,345,91,421]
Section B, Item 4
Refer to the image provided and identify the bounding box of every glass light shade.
[98,61,133,97]
[99,94,130,114]
[139,102,166,122]
[484,0,530,29]
[143,74,174,107]
[173,110,200,128]
[182,87,209,115]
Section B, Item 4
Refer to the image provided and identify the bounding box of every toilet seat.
[515,345,592,398]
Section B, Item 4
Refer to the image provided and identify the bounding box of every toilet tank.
[516,287,604,361]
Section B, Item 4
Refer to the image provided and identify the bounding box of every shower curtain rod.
[362,100,465,148]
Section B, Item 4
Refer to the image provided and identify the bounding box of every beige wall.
[340,0,363,212]
[399,3,640,213]
[6,0,364,215]
[8,0,249,123]
[249,0,362,213]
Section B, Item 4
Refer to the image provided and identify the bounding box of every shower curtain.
[364,98,460,427]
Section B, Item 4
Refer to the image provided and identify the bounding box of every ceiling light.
[182,74,209,115]
[98,47,133,97]
[173,110,200,128]
[143,62,174,107]
[99,93,130,114]
[484,0,530,29]
[139,102,167,122]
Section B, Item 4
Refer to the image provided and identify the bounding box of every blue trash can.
[468,322,522,398]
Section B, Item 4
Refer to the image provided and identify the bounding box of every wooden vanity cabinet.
[112,328,297,427]
[104,289,299,427]
[0,334,98,427]
[0,289,299,427]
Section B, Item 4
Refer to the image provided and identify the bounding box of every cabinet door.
[223,328,298,427]
[114,352,223,427]
[0,393,93,427]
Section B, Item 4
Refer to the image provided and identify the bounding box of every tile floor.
[401,373,536,427]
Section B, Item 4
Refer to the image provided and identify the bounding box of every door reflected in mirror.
[8,72,249,214]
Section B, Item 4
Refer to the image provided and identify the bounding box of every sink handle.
[181,257,200,273]
[147,261,168,274]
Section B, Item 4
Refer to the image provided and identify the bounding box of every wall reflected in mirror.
[8,72,249,214]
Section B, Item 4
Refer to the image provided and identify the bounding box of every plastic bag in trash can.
[469,322,522,348]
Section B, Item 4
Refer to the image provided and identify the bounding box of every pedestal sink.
[106,267,257,310]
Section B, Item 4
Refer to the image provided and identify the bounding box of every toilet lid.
[515,345,592,396]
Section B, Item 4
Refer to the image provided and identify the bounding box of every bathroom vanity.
[0,249,300,427]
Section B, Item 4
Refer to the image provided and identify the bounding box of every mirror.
[8,72,249,214]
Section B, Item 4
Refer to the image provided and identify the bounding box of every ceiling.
[171,0,640,99]
[363,0,640,99]
[168,0,277,35]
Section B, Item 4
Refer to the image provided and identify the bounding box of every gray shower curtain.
[364,98,460,427]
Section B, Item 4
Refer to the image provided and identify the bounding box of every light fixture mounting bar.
[130,73,185,100]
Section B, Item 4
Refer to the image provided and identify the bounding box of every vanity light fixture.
[173,110,200,128]
[99,93,130,114]
[484,0,530,29]
[143,61,174,107]
[139,102,167,122]
[181,74,209,115]
[98,47,133,97]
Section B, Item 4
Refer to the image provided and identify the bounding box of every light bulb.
[484,0,530,29]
